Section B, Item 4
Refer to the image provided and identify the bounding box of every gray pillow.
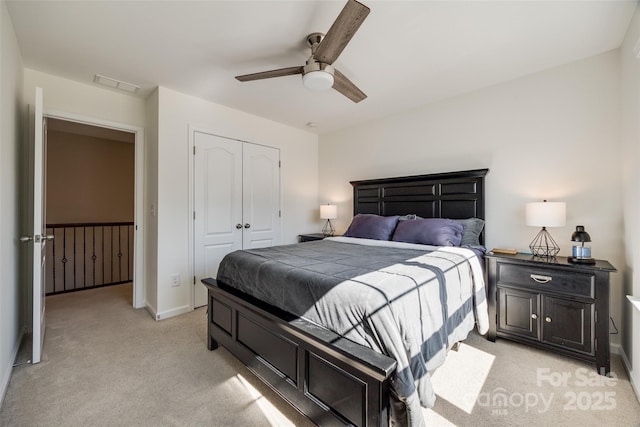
[343,214,400,241]
[391,218,464,246]
[455,218,485,246]
[391,214,485,246]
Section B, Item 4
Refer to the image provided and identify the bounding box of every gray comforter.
[216,236,489,426]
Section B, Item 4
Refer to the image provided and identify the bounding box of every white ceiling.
[7,0,638,134]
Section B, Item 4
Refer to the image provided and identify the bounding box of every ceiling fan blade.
[314,0,370,65]
[333,69,366,103]
[235,66,303,82]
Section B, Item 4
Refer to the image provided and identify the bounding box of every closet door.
[242,143,281,249]
[193,132,243,308]
[193,134,281,308]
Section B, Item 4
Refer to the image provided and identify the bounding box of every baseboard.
[0,329,24,406]
[145,302,191,321]
[611,342,620,355]
[619,345,640,404]
[144,301,158,320]
[155,304,192,321]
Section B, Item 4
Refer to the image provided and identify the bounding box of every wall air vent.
[93,74,140,93]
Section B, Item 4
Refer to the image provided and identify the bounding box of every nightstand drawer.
[498,263,595,299]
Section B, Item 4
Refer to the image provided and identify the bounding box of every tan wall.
[46,130,134,224]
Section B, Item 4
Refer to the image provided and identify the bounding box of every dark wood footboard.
[202,278,397,427]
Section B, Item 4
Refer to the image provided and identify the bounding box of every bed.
[202,168,489,426]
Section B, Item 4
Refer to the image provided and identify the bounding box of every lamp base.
[322,219,335,237]
[568,256,596,265]
[529,227,560,258]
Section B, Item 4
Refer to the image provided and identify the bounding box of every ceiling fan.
[235,0,370,103]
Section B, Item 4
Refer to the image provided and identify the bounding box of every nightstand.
[485,252,616,375]
[298,233,326,242]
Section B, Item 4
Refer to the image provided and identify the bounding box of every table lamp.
[320,204,337,236]
[526,200,566,258]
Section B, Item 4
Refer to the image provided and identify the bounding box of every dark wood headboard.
[350,169,489,242]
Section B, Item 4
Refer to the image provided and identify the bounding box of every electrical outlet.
[170,274,180,287]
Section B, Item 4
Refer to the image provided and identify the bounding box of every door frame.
[45,109,145,308]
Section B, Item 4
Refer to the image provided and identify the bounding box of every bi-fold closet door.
[193,131,281,308]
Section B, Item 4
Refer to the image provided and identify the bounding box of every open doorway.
[42,113,144,308]
[45,118,134,300]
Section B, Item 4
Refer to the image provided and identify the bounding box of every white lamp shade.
[303,70,334,91]
[320,204,337,219]
[526,201,566,227]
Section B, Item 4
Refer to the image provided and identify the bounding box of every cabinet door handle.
[530,274,552,284]
[531,314,538,320]
[244,223,251,229]
[545,316,552,323]
[235,224,243,229]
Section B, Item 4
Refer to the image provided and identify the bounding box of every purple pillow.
[391,218,464,246]
[343,214,400,241]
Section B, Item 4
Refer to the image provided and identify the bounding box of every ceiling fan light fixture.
[303,70,334,91]
[302,62,335,91]
[234,1,370,102]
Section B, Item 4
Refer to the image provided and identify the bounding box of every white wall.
[23,69,146,127]
[620,4,640,399]
[319,50,625,347]
[151,86,318,319]
[0,0,24,404]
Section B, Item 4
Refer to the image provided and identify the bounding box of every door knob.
[244,223,251,229]
[235,224,243,229]
[19,236,32,243]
